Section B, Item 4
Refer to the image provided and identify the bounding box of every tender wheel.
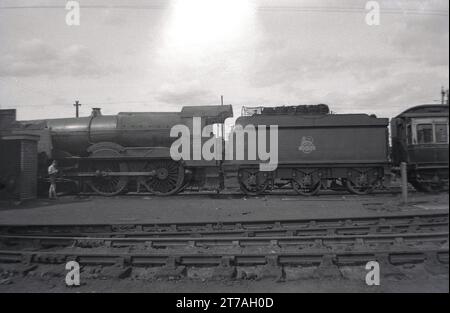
[291,175,322,196]
[238,169,270,196]
[346,169,378,195]
[141,160,184,196]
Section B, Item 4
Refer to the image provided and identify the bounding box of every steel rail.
[2,221,445,239]
[0,221,447,239]
[0,212,447,237]
[0,232,448,249]
[83,188,410,197]
[0,247,447,267]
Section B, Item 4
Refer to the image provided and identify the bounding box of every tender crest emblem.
[298,136,316,154]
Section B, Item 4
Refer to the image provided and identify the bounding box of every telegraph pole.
[441,87,446,105]
[220,95,224,138]
[73,100,81,118]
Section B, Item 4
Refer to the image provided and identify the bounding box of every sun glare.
[167,0,254,49]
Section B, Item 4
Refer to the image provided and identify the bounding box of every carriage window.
[416,124,433,143]
[435,124,448,143]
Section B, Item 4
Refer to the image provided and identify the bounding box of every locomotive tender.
[14,103,449,196]
[228,105,390,195]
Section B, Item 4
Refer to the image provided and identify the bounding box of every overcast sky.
[0,0,448,124]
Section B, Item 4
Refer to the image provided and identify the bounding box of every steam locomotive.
[20,105,233,196]
[15,103,449,196]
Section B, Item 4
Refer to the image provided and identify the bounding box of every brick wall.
[19,140,38,200]
[0,138,38,201]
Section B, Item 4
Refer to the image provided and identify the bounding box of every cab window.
[435,124,448,143]
[416,124,433,144]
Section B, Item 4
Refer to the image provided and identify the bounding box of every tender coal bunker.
[260,104,330,115]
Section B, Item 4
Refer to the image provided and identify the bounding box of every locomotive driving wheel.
[238,169,270,196]
[291,170,321,196]
[86,148,129,196]
[346,169,378,195]
[87,160,129,196]
[141,160,184,196]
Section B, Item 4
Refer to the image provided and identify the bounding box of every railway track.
[0,231,448,249]
[84,187,411,198]
[0,212,447,237]
[0,246,447,280]
[0,212,447,280]
[0,247,447,267]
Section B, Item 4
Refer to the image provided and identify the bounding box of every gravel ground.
[0,192,448,225]
[0,271,448,293]
[0,192,448,293]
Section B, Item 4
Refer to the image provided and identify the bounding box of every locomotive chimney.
[91,108,102,117]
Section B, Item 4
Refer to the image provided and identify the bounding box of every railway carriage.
[391,104,449,192]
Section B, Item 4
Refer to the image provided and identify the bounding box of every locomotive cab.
[391,104,449,191]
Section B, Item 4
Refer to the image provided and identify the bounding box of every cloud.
[388,16,449,67]
[241,3,448,118]
[155,81,217,105]
[102,9,128,26]
[0,39,118,78]
[0,0,447,121]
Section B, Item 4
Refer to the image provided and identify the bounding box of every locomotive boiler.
[20,105,233,196]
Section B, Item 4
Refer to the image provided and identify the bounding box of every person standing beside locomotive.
[48,160,59,199]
